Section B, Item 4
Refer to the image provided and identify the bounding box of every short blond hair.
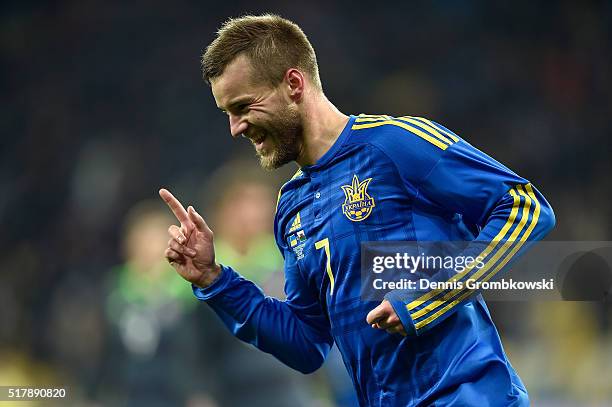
[201,14,322,90]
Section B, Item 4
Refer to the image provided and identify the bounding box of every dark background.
[2,1,611,405]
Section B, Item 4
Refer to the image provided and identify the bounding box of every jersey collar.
[300,114,356,172]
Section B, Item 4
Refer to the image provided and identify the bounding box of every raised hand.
[366,300,407,336]
[159,188,222,288]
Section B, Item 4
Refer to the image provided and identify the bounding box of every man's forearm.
[193,265,333,374]
[387,183,555,336]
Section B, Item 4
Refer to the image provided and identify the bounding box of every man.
[160,14,555,406]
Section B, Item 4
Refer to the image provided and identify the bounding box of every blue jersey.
[194,114,555,406]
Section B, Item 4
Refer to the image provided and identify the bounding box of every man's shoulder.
[343,114,460,180]
[347,114,460,153]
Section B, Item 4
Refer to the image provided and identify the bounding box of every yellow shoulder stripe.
[352,119,451,150]
[352,115,460,150]
[395,116,453,145]
[355,114,460,142]
[355,114,392,123]
[415,117,460,142]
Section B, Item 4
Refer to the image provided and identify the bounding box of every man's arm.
[367,118,555,336]
[159,188,333,373]
[193,257,333,374]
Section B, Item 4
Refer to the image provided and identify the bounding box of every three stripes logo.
[289,212,301,233]
[288,212,307,259]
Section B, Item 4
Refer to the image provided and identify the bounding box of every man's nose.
[229,114,248,138]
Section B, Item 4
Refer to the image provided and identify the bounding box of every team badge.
[341,174,375,222]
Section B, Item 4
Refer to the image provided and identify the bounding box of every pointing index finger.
[159,188,189,225]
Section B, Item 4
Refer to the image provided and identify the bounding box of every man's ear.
[285,68,305,102]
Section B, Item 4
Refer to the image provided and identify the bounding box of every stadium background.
[2,1,611,405]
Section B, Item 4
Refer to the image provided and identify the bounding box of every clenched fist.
[159,188,221,288]
[366,300,407,336]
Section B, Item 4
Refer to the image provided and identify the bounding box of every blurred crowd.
[1,1,611,405]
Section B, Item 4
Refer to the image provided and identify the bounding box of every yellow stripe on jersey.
[289,212,302,232]
[355,115,461,145]
[275,168,303,213]
[356,114,390,118]
[410,187,530,320]
[414,188,540,330]
[352,119,451,150]
[414,117,460,143]
[355,114,391,123]
[395,116,454,145]
[289,169,303,182]
[406,186,523,312]
[409,184,541,332]
[275,189,283,213]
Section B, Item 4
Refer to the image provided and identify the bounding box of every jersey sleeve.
[192,252,333,373]
[375,118,556,336]
[191,169,333,373]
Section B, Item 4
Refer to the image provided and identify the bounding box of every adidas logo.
[289,212,301,232]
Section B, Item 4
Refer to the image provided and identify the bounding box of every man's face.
[211,54,303,170]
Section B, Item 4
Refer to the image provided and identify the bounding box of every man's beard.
[254,105,302,170]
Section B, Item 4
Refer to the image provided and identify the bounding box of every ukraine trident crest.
[341,175,375,221]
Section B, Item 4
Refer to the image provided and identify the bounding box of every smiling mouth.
[252,135,266,144]
[247,132,267,148]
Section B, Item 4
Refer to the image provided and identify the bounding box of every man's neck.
[296,93,349,167]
